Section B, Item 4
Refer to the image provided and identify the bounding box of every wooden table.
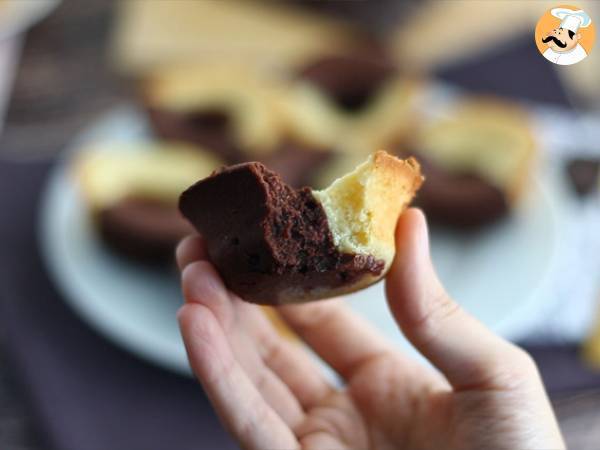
[1,1,599,449]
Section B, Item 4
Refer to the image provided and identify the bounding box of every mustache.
[542,35,567,48]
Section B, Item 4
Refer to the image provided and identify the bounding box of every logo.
[535,5,595,65]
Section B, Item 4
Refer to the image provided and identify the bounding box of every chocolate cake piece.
[181,163,383,302]
[411,154,508,228]
[393,149,509,228]
[180,151,422,304]
[99,197,193,264]
[401,99,534,229]
[75,142,222,266]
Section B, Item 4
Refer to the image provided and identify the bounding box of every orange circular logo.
[535,5,595,65]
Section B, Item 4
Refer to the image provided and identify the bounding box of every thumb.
[385,208,536,390]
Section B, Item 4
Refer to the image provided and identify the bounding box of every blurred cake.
[284,45,421,188]
[297,43,397,113]
[112,0,356,76]
[143,64,283,162]
[306,76,422,189]
[75,142,222,264]
[405,99,535,228]
[143,64,334,188]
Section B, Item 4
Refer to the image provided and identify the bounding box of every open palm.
[177,209,564,450]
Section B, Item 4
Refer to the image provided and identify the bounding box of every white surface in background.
[39,105,569,375]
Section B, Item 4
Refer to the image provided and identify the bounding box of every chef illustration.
[541,7,592,65]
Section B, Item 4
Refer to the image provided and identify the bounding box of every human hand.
[177,208,565,450]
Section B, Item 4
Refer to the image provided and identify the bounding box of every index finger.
[178,303,299,450]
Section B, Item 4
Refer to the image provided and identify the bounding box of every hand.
[177,208,565,450]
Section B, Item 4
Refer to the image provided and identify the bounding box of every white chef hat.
[551,8,592,33]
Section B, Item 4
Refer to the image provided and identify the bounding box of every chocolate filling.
[98,197,193,265]
[179,162,384,304]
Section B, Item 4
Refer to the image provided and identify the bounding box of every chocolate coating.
[98,197,193,265]
[298,51,396,112]
[399,151,508,228]
[179,162,384,304]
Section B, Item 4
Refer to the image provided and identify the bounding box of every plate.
[39,105,564,375]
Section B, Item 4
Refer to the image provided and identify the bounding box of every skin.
[177,208,566,450]
[543,27,581,53]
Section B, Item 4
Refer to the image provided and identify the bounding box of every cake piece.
[292,42,422,153]
[75,142,222,264]
[97,197,193,264]
[143,64,283,162]
[407,99,535,228]
[143,64,336,187]
[405,154,508,228]
[286,44,420,155]
[179,151,422,304]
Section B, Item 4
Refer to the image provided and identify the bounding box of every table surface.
[1,2,600,449]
